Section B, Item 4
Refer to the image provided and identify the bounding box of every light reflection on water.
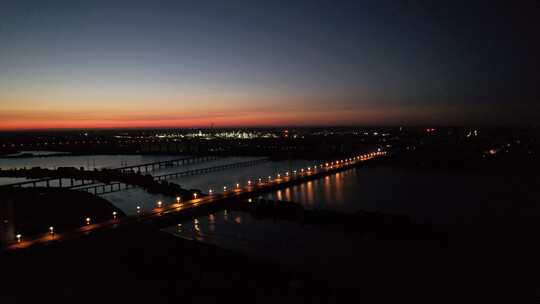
[262,171,350,210]
[163,209,357,272]
[263,165,540,226]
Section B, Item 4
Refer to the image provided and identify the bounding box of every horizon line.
[0,123,537,132]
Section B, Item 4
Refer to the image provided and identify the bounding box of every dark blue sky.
[0,0,538,129]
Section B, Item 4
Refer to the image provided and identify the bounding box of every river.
[2,153,532,226]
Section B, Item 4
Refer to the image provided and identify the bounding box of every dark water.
[163,209,360,275]
[266,166,533,226]
[0,153,185,170]
[0,177,29,185]
[161,165,538,284]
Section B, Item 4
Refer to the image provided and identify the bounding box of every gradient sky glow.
[0,0,539,130]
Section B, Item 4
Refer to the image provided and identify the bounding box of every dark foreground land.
[0,201,537,304]
[0,188,124,243]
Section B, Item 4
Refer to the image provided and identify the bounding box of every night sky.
[0,0,539,130]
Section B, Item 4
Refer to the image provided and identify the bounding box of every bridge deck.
[116,155,220,172]
[154,158,268,180]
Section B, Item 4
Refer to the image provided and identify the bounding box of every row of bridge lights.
[148,152,386,213]
[13,151,385,245]
[15,209,122,243]
[207,151,385,196]
[16,225,56,243]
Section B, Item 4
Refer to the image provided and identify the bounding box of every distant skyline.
[1,1,539,130]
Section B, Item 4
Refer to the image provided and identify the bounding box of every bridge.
[153,158,268,181]
[116,155,220,173]
[73,158,269,195]
[71,181,136,195]
[6,151,386,250]
[0,176,96,189]
[0,155,221,189]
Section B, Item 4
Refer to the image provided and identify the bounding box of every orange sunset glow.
[0,87,432,130]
